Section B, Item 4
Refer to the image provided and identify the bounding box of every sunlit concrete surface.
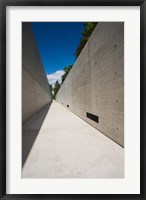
[56,22,124,147]
[22,100,124,178]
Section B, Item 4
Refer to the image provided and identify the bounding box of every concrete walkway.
[22,100,124,178]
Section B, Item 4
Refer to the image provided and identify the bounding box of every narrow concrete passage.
[22,100,124,178]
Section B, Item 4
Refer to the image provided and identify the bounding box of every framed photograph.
[0,0,145,199]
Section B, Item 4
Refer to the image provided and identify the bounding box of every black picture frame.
[0,0,145,199]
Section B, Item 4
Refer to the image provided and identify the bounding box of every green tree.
[52,81,61,99]
[49,84,52,98]
[61,65,73,84]
[74,22,97,58]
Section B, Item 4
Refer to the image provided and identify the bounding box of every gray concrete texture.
[22,101,124,178]
[56,22,124,147]
[22,23,52,122]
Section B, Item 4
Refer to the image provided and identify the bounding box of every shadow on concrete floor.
[22,101,52,168]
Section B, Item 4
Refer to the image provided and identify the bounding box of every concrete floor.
[22,100,124,178]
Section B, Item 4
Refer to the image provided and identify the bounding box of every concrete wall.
[56,22,124,147]
[22,23,52,122]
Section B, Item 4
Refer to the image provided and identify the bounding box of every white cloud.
[47,70,64,88]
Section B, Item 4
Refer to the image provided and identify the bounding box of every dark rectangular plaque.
[86,112,99,123]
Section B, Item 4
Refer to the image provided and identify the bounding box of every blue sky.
[31,22,84,87]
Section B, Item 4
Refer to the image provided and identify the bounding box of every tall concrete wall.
[22,23,52,123]
[56,22,124,147]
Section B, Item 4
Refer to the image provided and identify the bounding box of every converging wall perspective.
[22,22,124,178]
